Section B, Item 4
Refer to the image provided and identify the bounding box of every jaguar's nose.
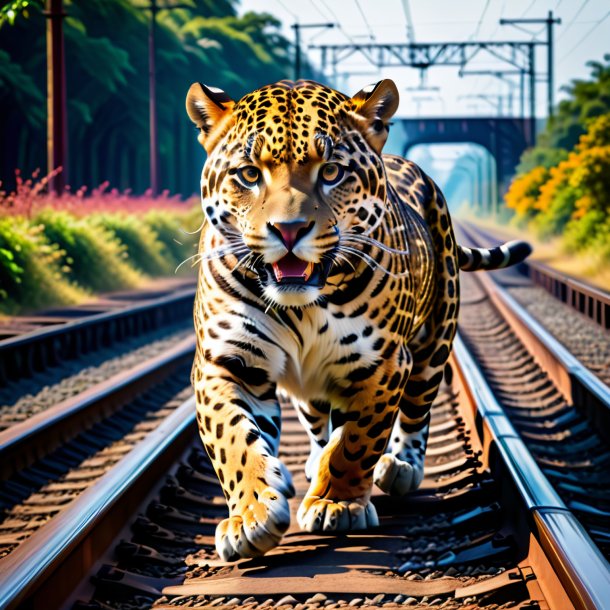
[268,220,315,251]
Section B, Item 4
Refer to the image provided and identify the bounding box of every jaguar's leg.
[374,408,430,496]
[297,349,411,532]
[375,173,460,496]
[374,322,457,496]
[194,359,293,561]
[292,398,331,480]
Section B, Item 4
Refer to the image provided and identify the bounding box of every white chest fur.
[273,306,378,403]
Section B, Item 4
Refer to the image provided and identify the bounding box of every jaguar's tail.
[457,240,532,272]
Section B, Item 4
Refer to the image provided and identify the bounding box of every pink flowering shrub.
[0,169,193,218]
[0,169,202,314]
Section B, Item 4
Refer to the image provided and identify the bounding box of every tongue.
[273,253,309,281]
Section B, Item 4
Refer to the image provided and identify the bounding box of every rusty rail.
[0,398,197,609]
[0,281,196,385]
[2,342,607,608]
[460,220,610,329]
[0,335,195,480]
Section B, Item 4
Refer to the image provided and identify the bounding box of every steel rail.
[469,264,610,442]
[3,339,606,608]
[459,220,610,329]
[0,283,196,384]
[0,286,195,351]
[0,397,197,610]
[452,334,610,610]
[0,335,195,479]
[456,221,610,434]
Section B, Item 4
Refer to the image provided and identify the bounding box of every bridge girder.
[386,116,531,211]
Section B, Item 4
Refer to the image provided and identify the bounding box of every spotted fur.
[185,79,530,561]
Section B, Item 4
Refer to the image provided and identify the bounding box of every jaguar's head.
[186,79,399,307]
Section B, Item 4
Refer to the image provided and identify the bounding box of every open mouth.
[265,253,327,287]
[272,253,314,283]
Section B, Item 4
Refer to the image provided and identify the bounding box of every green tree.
[517,55,610,173]
[0,0,300,195]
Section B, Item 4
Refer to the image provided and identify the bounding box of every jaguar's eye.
[319,163,344,186]
[235,166,261,188]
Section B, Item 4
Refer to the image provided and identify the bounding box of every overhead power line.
[470,0,491,40]
[400,0,416,44]
[275,0,297,21]
[521,0,537,18]
[355,0,376,41]
[557,0,590,41]
[559,9,610,61]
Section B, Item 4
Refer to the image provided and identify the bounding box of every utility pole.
[291,23,335,80]
[140,1,190,195]
[528,42,536,144]
[148,0,159,196]
[45,0,68,195]
[500,11,561,118]
[401,0,415,44]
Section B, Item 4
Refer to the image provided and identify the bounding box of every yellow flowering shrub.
[505,113,610,257]
[505,166,549,221]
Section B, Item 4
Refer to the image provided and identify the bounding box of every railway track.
[458,269,610,561]
[1,335,608,607]
[0,278,196,387]
[458,221,610,331]
[0,280,197,605]
[1,251,609,608]
[0,338,195,551]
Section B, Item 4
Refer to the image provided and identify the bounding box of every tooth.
[303,262,314,281]
[272,263,282,281]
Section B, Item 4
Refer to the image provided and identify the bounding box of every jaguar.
[185,78,530,561]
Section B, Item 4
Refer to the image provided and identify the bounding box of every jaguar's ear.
[350,79,399,153]
[186,83,235,153]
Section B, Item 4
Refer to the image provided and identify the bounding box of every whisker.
[177,243,248,273]
[339,245,409,278]
[343,233,410,256]
[332,251,357,273]
[175,252,202,273]
[231,251,257,273]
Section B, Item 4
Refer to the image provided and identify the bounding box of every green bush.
[0,216,86,314]
[590,215,610,262]
[563,209,606,252]
[150,207,204,272]
[35,209,142,292]
[95,213,173,276]
[142,210,186,267]
[0,205,202,314]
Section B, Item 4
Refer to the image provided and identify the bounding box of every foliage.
[504,166,548,223]
[94,212,173,276]
[0,0,43,27]
[35,209,144,292]
[506,56,610,262]
[516,146,568,174]
[0,216,86,314]
[0,170,199,314]
[144,208,202,269]
[0,0,301,195]
[506,113,610,259]
[518,55,610,174]
[0,169,192,217]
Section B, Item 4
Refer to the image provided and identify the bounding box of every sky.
[237,0,610,120]
[236,0,609,198]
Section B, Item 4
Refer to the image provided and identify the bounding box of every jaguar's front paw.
[215,487,290,561]
[297,495,378,532]
[374,454,423,496]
